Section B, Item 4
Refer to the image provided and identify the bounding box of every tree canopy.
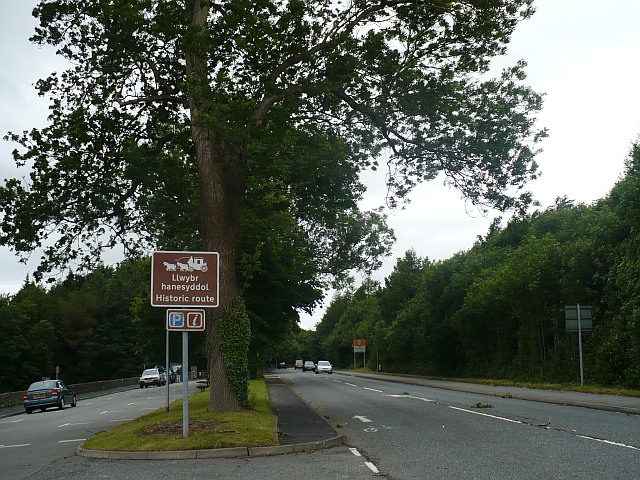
[1,0,545,410]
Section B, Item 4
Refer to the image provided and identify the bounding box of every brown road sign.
[151,251,219,307]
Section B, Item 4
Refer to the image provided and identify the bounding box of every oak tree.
[1,0,545,410]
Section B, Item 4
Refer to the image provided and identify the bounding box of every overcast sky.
[2,1,640,330]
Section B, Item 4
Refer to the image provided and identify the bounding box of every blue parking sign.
[169,311,185,328]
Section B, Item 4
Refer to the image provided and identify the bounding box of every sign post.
[152,251,218,438]
[353,339,367,369]
[565,305,593,386]
[165,308,206,438]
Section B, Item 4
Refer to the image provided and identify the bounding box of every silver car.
[23,380,77,413]
[139,367,166,388]
[315,360,333,374]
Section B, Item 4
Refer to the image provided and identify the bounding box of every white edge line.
[58,439,87,443]
[344,383,358,387]
[0,443,31,449]
[577,435,639,450]
[365,461,380,474]
[363,387,384,393]
[349,447,362,456]
[449,406,522,424]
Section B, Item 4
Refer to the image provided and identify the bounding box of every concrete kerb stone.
[248,434,346,457]
[75,434,345,460]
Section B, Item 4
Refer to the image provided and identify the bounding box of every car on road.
[315,360,333,374]
[303,360,316,372]
[139,367,166,388]
[294,360,304,370]
[23,380,77,413]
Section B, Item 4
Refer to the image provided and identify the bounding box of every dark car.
[23,380,77,414]
[303,360,316,372]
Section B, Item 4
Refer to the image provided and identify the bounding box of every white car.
[139,367,166,388]
[315,360,333,374]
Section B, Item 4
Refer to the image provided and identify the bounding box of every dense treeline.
[3,142,639,392]
[0,254,309,393]
[299,142,640,389]
[0,261,182,392]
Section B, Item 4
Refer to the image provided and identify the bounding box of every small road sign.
[565,305,593,332]
[166,309,206,331]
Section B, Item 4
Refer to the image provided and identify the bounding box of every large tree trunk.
[185,0,245,412]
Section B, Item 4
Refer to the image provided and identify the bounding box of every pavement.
[2,371,638,460]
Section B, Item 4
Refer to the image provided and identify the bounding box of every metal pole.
[577,303,584,386]
[165,330,170,411]
[182,331,189,438]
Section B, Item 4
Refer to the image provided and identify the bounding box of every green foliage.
[220,298,251,407]
[1,1,546,409]
[305,141,640,390]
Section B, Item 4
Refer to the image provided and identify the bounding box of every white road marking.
[58,422,90,427]
[349,447,362,456]
[353,415,372,423]
[128,402,149,405]
[387,394,433,402]
[99,410,126,415]
[449,406,522,424]
[363,387,384,393]
[365,461,380,474]
[0,419,23,424]
[0,443,31,449]
[58,438,86,443]
[344,382,358,387]
[577,435,639,450]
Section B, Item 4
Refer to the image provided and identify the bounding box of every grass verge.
[84,380,278,451]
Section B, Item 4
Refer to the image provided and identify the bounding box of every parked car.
[277,361,287,369]
[294,360,304,370]
[303,360,316,372]
[23,379,77,413]
[139,367,166,388]
[315,360,333,374]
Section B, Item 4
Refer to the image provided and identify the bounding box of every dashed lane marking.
[363,387,384,393]
[387,394,433,402]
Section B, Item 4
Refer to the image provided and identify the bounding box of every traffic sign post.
[353,339,367,369]
[565,305,593,386]
[151,251,218,438]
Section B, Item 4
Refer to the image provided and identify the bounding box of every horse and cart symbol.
[163,256,209,273]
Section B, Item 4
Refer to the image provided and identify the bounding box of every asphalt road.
[0,382,194,478]
[1,372,638,479]
[282,369,640,479]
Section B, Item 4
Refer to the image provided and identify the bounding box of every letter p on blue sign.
[166,309,206,331]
